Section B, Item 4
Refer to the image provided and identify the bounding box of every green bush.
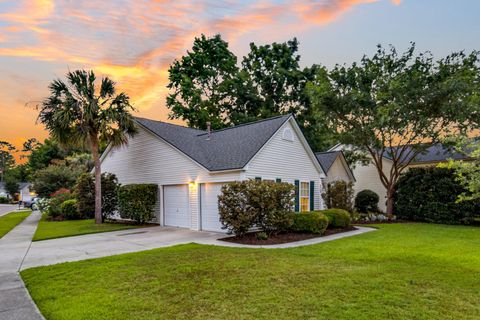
[355,189,379,213]
[74,173,95,218]
[290,212,329,234]
[118,184,158,224]
[394,167,480,224]
[218,180,295,236]
[74,172,119,220]
[322,180,354,212]
[60,199,80,220]
[0,196,9,204]
[32,163,83,198]
[48,191,75,218]
[323,208,351,228]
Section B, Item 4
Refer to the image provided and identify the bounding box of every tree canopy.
[167,34,337,151]
[307,43,480,214]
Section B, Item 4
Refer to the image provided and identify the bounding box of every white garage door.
[200,183,225,232]
[164,185,190,228]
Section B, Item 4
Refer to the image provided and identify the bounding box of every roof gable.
[134,114,292,172]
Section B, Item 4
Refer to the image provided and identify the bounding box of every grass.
[21,223,480,320]
[32,214,148,241]
[0,210,31,238]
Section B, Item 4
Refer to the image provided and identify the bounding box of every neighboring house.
[315,151,355,185]
[0,182,35,201]
[0,182,7,198]
[19,183,35,202]
[101,114,326,232]
[330,143,470,212]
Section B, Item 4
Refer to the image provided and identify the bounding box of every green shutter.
[276,178,281,183]
[294,180,300,212]
[255,177,262,181]
[310,181,315,211]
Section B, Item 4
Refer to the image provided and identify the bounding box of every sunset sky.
[1,0,479,159]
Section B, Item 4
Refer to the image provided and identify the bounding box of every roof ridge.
[315,151,340,155]
[134,117,206,133]
[196,114,291,136]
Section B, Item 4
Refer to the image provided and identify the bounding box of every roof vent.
[282,128,294,142]
[206,121,211,140]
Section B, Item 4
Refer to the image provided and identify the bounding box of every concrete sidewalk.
[0,211,44,320]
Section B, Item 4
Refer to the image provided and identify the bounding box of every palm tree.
[38,70,137,223]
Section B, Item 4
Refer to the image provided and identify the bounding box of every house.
[330,143,470,211]
[100,114,326,232]
[315,151,355,185]
[0,182,35,201]
[19,183,35,202]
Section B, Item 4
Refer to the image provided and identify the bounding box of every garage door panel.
[164,185,190,228]
[200,183,225,232]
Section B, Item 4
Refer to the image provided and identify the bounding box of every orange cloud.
[0,0,399,161]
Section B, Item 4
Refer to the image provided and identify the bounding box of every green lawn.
[22,224,480,320]
[32,214,148,241]
[0,210,31,238]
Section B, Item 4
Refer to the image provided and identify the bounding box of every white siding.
[351,156,392,212]
[325,157,353,184]
[101,127,242,227]
[245,120,324,210]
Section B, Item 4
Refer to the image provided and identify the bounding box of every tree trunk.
[386,187,394,217]
[91,136,102,224]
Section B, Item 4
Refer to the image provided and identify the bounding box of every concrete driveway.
[22,226,222,270]
[0,204,18,217]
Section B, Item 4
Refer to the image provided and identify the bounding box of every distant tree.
[37,70,137,223]
[307,43,479,215]
[167,34,238,130]
[27,139,66,172]
[0,141,16,181]
[32,162,83,198]
[4,174,19,199]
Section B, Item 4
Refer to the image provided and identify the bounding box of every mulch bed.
[219,226,357,245]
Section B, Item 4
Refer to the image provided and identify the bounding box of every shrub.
[60,199,81,220]
[0,196,9,204]
[322,180,354,212]
[394,167,480,224]
[290,212,329,234]
[48,190,75,218]
[36,198,51,213]
[323,208,351,228]
[74,172,120,220]
[355,189,379,213]
[118,184,158,223]
[101,173,119,219]
[256,232,268,240]
[218,180,295,236]
[74,173,95,218]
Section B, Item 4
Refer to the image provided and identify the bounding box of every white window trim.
[299,181,311,212]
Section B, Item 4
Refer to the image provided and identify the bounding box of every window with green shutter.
[310,181,315,211]
[294,180,300,212]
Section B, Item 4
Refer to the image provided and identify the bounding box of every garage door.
[164,185,190,228]
[200,183,225,232]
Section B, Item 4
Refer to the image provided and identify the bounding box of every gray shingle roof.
[315,151,341,173]
[382,144,469,163]
[135,114,292,171]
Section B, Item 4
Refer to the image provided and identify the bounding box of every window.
[300,182,310,212]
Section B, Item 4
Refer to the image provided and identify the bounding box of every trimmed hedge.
[394,167,480,224]
[355,189,379,213]
[290,212,329,234]
[118,184,158,224]
[323,208,351,228]
[218,180,295,236]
